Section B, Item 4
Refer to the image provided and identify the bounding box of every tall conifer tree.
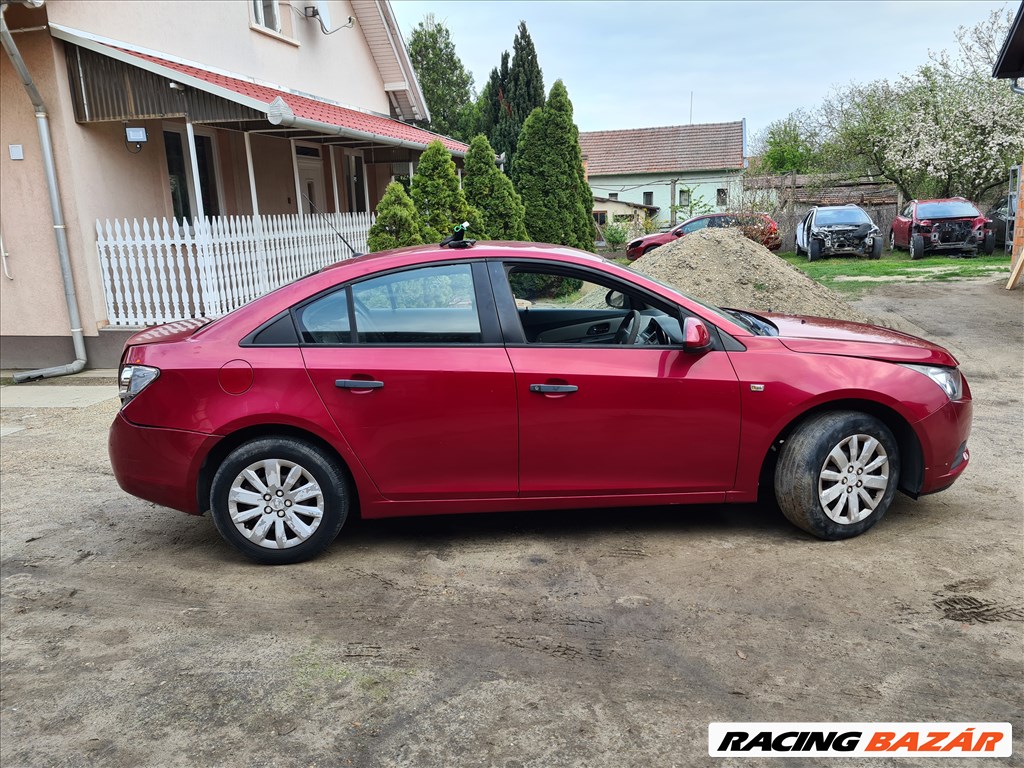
[513,81,594,252]
[463,135,528,241]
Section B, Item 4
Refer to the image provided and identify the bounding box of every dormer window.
[253,0,281,32]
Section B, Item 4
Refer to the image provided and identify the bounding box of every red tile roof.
[580,122,744,176]
[113,47,468,154]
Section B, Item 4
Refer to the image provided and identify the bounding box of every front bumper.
[913,387,973,495]
[108,412,221,515]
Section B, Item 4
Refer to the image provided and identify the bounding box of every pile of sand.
[630,228,870,323]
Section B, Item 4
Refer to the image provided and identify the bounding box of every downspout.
[1,5,87,381]
[1012,78,1024,96]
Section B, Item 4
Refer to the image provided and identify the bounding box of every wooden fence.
[96,212,373,327]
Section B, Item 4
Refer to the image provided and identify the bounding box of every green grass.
[778,250,1011,293]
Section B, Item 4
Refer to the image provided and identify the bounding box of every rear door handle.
[336,379,384,389]
[529,384,578,394]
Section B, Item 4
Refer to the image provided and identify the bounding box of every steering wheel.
[613,310,642,345]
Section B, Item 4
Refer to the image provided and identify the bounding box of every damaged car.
[890,198,996,259]
[795,205,882,261]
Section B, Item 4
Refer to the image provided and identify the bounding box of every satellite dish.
[314,0,331,30]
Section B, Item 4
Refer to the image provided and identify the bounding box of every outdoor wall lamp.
[124,125,147,154]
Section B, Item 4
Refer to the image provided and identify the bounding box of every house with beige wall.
[0,0,467,370]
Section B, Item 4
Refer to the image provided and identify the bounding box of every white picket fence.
[95,212,374,327]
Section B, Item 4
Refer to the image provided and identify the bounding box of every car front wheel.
[888,230,897,251]
[774,411,900,540]
[210,437,349,564]
[808,239,822,262]
[909,234,925,260]
[870,238,883,260]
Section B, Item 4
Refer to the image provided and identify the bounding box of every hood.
[762,313,959,367]
[123,318,212,349]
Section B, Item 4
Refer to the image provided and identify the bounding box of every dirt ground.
[1,278,1021,767]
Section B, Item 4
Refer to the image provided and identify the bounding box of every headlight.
[900,364,963,400]
[119,364,160,405]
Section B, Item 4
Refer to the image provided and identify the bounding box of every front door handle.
[336,379,384,390]
[529,384,578,394]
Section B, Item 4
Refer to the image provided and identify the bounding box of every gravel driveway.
[1,278,1021,767]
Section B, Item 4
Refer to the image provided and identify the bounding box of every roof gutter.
[266,96,466,157]
[1,4,88,381]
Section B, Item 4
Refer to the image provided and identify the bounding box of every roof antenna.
[440,222,475,249]
[302,191,362,258]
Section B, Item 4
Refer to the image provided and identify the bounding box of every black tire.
[794,236,804,256]
[870,237,883,260]
[642,244,659,256]
[888,230,898,252]
[909,234,925,260]
[210,437,349,564]
[983,232,995,255]
[808,239,822,262]
[774,411,900,540]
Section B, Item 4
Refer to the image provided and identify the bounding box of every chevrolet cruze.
[109,242,972,564]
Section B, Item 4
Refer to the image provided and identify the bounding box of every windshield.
[814,207,871,226]
[917,201,980,219]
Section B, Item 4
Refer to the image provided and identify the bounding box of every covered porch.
[52,24,467,327]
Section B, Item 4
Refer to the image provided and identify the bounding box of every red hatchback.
[626,213,781,260]
[889,198,995,258]
[110,242,972,564]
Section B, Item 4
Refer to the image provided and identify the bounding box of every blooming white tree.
[819,8,1024,201]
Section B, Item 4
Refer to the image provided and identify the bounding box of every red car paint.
[109,241,971,525]
[625,213,781,260]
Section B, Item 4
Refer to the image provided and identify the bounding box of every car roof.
[815,205,867,212]
[915,197,974,204]
[319,240,608,274]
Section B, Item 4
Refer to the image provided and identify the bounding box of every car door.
[796,210,812,251]
[298,261,518,500]
[892,203,914,246]
[491,260,741,498]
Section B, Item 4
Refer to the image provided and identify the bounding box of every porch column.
[290,139,303,217]
[185,120,215,314]
[243,131,260,215]
[329,145,340,212]
[408,160,414,180]
[185,121,206,221]
[244,131,268,293]
[363,158,370,213]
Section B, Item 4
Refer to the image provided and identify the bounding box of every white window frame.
[162,122,226,224]
[252,0,281,32]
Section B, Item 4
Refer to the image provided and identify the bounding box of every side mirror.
[683,317,712,352]
[605,290,627,309]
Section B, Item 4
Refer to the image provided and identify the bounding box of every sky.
[390,0,1011,146]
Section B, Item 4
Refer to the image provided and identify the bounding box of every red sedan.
[626,213,781,260]
[110,242,972,564]
[889,198,995,258]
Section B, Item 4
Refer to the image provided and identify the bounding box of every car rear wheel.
[808,239,822,262]
[909,234,925,260]
[210,437,349,564]
[983,232,995,255]
[774,411,900,540]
